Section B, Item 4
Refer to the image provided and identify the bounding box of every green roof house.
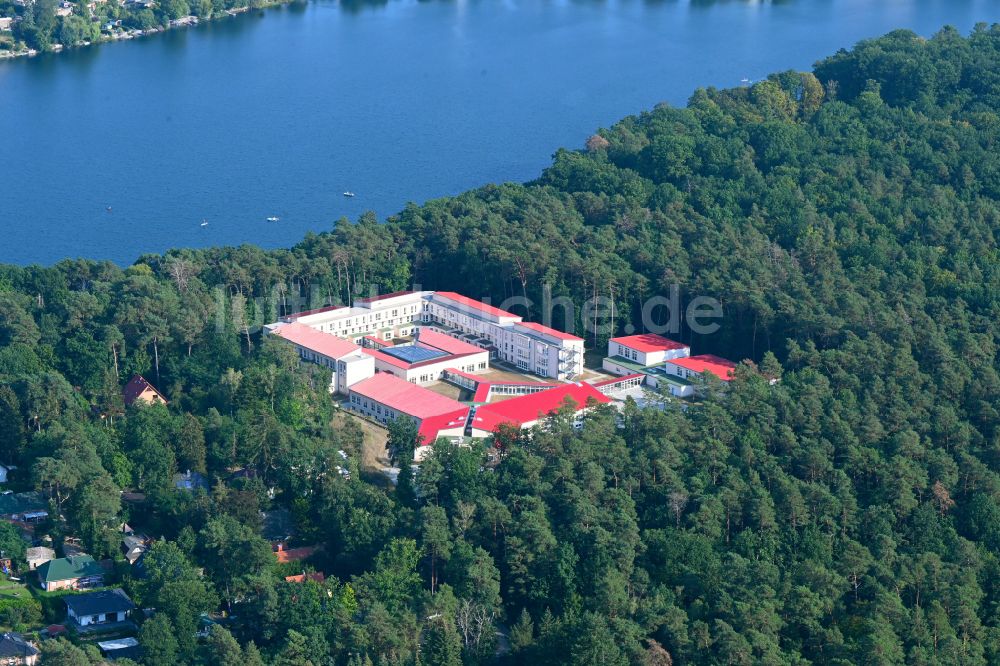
[37,555,105,592]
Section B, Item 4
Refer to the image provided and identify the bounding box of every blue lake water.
[1,0,998,265]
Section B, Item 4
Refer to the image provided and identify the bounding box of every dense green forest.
[3,23,1000,665]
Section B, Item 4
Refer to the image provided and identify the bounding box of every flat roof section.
[381,345,449,364]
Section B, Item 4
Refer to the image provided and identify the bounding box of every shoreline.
[0,1,289,61]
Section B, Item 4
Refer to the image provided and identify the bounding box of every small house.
[121,534,149,565]
[0,17,14,32]
[122,374,168,408]
[64,589,135,628]
[25,547,55,571]
[0,632,39,665]
[37,555,105,591]
[273,543,317,564]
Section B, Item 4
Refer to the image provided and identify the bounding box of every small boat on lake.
[343,191,355,198]
[200,219,209,227]
[266,216,280,222]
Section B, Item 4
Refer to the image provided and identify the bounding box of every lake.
[2,0,998,265]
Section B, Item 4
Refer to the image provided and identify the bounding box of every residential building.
[25,547,55,571]
[276,290,429,343]
[0,632,39,665]
[470,382,611,436]
[268,322,375,394]
[0,17,14,31]
[122,374,168,407]
[658,354,738,397]
[604,334,690,372]
[64,589,135,628]
[37,555,105,592]
[121,534,149,565]
[422,292,584,379]
[347,373,469,456]
[273,543,317,564]
[270,290,583,380]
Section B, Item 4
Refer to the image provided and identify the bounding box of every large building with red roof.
[268,322,375,395]
[269,289,585,381]
[423,292,584,380]
[347,373,470,458]
[469,382,611,436]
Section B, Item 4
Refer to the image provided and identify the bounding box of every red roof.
[666,354,737,381]
[274,545,318,563]
[610,334,688,354]
[417,408,471,446]
[284,572,326,583]
[432,292,518,319]
[357,290,417,303]
[472,383,611,432]
[122,374,167,407]
[271,323,360,359]
[516,321,583,342]
[350,373,468,420]
[416,329,486,355]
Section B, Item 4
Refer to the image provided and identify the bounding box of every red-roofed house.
[267,322,375,394]
[660,354,738,396]
[348,374,470,457]
[284,572,326,584]
[122,375,168,407]
[606,334,690,368]
[470,383,611,436]
[274,544,317,564]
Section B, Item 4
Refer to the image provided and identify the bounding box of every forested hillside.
[2,24,1000,665]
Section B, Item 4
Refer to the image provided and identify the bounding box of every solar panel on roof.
[381,345,449,364]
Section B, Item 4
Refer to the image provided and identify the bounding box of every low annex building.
[604,334,690,371]
[601,333,737,397]
[659,354,737,395]
[470,382,612,436]
[268,322,374,395]
[347,373,470,457]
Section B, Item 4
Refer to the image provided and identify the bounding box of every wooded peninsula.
[1,24,1000,666]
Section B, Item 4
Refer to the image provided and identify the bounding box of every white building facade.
[272,290,584,381]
